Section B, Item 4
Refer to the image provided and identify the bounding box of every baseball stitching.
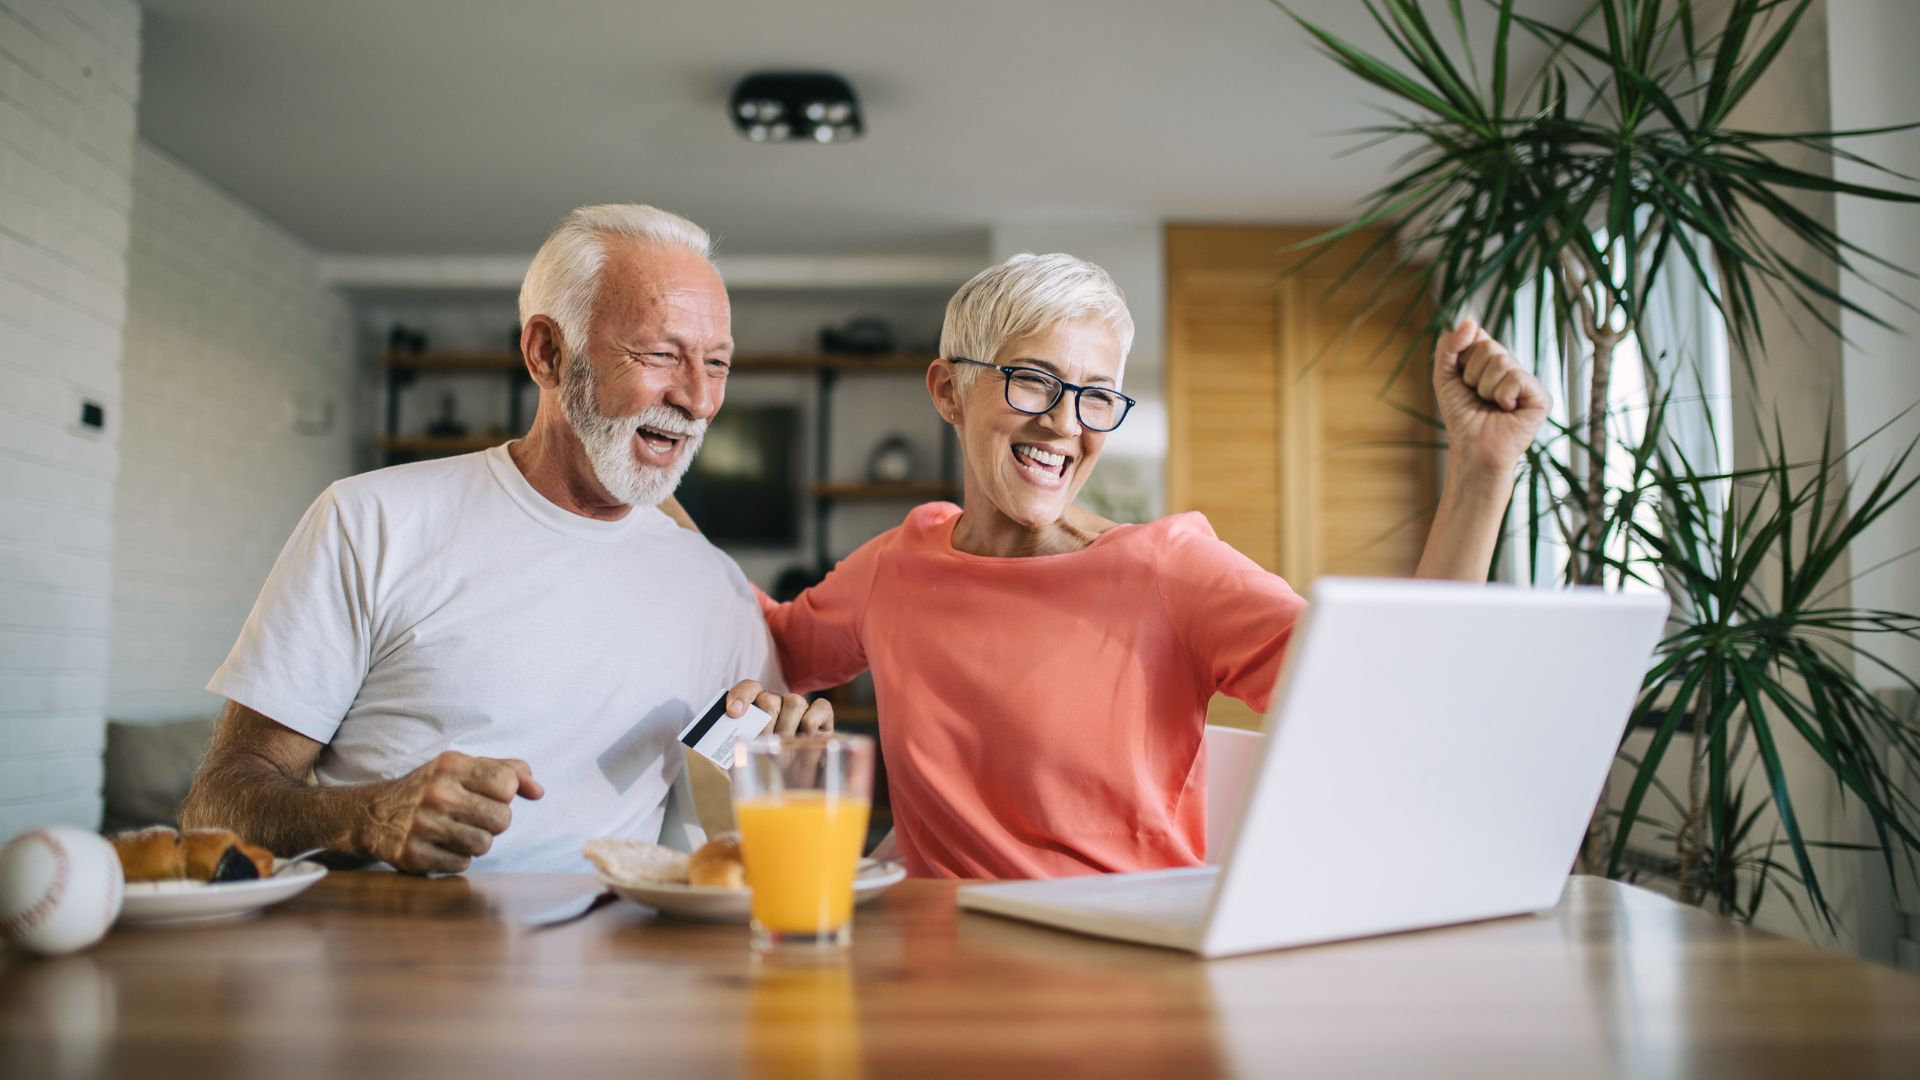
[0,829,72,941]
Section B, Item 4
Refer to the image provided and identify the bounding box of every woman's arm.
[659,493,883,695]
[1155,517,1310,713]
[760,541,885,695]
[1414,318,1551,582]
[658,496,698,532]
[1414,467,1515,581]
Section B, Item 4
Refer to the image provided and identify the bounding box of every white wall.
[989,222,1167,521]
[1692,0,1920,962]
[0,0,142,837]
[1829,0,1920,970]
[1714,0,1866,957]
[105,140,357,722]
[1832,4,1920,686]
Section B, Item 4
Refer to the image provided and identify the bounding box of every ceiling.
[138,0,1585,258]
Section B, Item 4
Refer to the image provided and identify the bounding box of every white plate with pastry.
[111,827,329,925]
[118,862,328,925]
[585,835,906,924]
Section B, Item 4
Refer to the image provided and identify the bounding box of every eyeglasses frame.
[947,357,1137,433]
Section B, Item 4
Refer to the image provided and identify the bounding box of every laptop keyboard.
[1041,868,1219,926]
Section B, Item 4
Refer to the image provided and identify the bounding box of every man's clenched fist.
[364,751,544,874]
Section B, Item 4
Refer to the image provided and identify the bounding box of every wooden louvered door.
[1166,226,1440,729]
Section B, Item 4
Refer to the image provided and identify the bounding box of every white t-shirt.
[207,444,779,872]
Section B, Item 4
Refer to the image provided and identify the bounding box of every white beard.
[559,349,706,508]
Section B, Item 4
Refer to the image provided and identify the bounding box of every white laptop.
[956,578,1669,959]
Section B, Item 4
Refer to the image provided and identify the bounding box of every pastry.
[181,829,274,882]
[110,826,186,883]
[583,837,689,885]
[687,833,746,890]
[110,827,276,884]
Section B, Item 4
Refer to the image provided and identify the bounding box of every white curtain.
[1637,225,1733,484]
[1634,225,1734,613]
[1493,221,1732,589]
[1496,271,1570,586]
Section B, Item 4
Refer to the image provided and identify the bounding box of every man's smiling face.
[559,239,734,508]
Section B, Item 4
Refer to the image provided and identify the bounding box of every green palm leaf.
[1274,0,1920,924]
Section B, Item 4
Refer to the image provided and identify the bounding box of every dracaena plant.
[1597,405,1920,927]
[1276,0,1920,925]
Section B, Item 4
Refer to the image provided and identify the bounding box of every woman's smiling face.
[939,316,1124,533]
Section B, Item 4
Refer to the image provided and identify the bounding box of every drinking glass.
[732,733,875,950]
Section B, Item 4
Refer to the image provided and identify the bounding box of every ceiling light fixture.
[729,72,864,144]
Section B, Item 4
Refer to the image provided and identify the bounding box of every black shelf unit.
[806,359,959,570]
[379,352,531,466]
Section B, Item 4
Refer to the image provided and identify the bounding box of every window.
[1500,230,1733,592]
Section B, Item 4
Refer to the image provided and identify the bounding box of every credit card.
[678,688,772,769]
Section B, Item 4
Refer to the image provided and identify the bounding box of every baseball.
[0,826,125,956]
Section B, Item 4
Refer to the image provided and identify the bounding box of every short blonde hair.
[939,253,1134,383]
[518,204,715,351]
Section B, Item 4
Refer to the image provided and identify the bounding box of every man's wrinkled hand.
[724,679,834,736]
[366,750,544,874]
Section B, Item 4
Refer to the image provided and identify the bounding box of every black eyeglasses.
[949,358,1136,433]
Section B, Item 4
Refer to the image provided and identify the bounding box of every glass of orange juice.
[732,733,875,951]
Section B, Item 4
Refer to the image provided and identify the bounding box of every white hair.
[518,204,715,351]
[939,253,1135,384]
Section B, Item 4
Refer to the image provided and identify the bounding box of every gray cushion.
[103,717,216,833]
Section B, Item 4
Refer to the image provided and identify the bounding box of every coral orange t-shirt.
[761,503,1307,880]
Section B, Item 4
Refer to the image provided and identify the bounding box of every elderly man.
[180,205,827,873]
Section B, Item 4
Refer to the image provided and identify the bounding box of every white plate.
[118,862,328,925]
[603,859,907,924]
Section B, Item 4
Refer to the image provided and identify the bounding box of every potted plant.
[1608,410,1920,924]
[1277,0,1920,929]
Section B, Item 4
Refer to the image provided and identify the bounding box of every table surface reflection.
[3,874,1917,1079]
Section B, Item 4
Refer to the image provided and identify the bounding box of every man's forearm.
[182,702,534,873]
[1413,466,1516,583]
[180,748,398,861]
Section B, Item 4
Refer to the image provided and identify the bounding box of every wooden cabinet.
[1166,226,1440,728]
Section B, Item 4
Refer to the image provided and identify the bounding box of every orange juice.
[736,792,871,934]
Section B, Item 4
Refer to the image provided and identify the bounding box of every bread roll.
[687,833,746,890]
[111,826,186,883]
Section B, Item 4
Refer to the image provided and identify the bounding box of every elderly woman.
[741,253,1547,880]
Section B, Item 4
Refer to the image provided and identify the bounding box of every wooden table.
[3,874,1917,1079]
